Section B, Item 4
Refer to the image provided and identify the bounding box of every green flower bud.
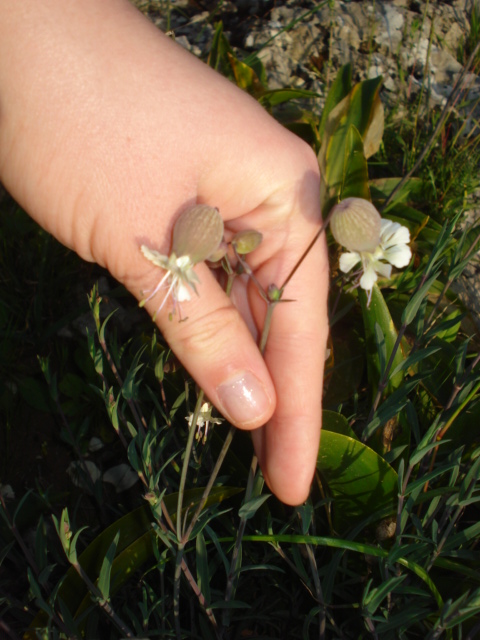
[172,204,224,264]
[231,229,263,255]
[330,197,381,252]
[267,284,282,302]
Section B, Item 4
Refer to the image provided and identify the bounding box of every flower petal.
[384,243,412,268]
[140,245,170,268]
[372,259,392,279]
[380,220,410,248]
[339,251,361,273]
[175,282,192,302]
[359,263,378,290]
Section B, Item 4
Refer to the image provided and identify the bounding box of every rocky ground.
[133,0,480,330]
[136,0,477,111]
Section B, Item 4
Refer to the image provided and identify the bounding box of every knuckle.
[176,304,244,357]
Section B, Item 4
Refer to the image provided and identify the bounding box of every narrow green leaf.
[390,346,441,379]
[363,575,407,616]
[219,534,443,608]
[360,285,405,396]
[238,494,271,520]
[97,530,120,601]
[402,272,440,326]
[410,440,449,468]
[259,87,319,108]
[207,21,233,77]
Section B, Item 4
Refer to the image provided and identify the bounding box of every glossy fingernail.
[216,371,271,427]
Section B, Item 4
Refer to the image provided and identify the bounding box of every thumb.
[137,260,276,430]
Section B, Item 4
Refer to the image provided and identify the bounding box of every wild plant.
[1,7,480,640]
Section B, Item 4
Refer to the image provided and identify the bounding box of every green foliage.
[2,7,480,640]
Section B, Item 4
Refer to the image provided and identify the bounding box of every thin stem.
[0,494,71,636]
[222,455,258,633]
[0,621,21,640]
[177,389,205,540]
[173,546,184,640]
[304,541,326,639]
[98,333,148,438]
[280,209,334,293]
[183,425,236,543]
[259,301,277,354]
[71,560,135,638]
[180,554,219,635]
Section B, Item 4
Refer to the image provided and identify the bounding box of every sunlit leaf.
[259,87,319,108]
[341,125,371,202]
[316,430,398,531]
[319,63,352,140]
[318,75,383,209]
[227,53,265,98]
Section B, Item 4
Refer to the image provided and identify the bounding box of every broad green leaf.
[319,63,352,139]
[316,430,398,532]
[97,531,120,601]
[18,377,52,412]
[322,409,357,440]
[362,93,384,158]
[341,125,371,202]
[359,284,405,396]
[318,75,383,209]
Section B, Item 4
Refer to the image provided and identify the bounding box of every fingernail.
[216,371,271,426]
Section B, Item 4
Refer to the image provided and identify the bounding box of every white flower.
[339,219,412,299]
[140,247,199,318]
[140,204,224,318]
[186,402,223,444]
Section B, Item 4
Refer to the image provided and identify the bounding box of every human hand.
[0,0,329,505]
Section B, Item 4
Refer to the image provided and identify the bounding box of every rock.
[375,4,405,54]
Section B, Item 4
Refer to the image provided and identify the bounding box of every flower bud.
[231,229,263,255]
[330,198,381,252]
[172,204,224,264]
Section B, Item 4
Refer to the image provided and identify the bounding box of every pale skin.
[0,0,329,505]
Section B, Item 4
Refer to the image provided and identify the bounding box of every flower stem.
[176,389,205,540]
